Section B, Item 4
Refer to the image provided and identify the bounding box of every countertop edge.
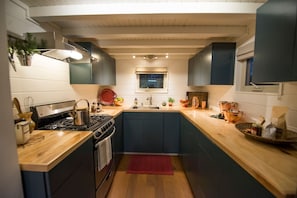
[18,131,93,172]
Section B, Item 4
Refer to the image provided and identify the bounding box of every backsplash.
[195,83,297,132]
[113,58,194,106]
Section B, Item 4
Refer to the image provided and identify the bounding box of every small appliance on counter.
[15,120,30,145]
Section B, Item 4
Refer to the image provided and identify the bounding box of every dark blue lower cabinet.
[124,112,163,153]
[180,116,274,198]
[163,113,180,153]
[180,116,203,197]
[21,138,95,198]
[114,114,123,169]
[123,112,180,153]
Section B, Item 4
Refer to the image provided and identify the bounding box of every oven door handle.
[95,126,116,148]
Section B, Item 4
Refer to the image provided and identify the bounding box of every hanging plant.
[8,37,16,71]
[14,33,39,66]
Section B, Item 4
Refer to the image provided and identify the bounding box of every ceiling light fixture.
[69,50,83,60]
[143,55,158,60]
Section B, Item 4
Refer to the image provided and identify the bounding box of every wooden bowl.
[223,111,243,123]
[179,100,189,107]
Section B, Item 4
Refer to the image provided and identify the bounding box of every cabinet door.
[48,138,94,198]
[187,43,235,86]
[196,130,220,198]
[71,42,116,85]
[180,117,203,197]
[254,0,297,82]
[211,43,235,85]
[114,114,123,169]
[188,57,195,86]
[163,113,180,153]
[69,63,92,84]
[124,113,163,153]
[197,45,212,85]
[92,48,116,85]
[217,149,274,198]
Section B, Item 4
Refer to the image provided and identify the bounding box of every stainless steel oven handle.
[95,126,116,148]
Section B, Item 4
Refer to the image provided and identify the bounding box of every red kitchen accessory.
[99,88,117,105]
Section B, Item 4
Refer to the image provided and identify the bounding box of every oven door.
[94,126,116,198]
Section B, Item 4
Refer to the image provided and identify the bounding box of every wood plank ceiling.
[19,0,267,59]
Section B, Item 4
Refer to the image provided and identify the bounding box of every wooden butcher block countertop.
[17,130,92,172]
[180,109,297,198]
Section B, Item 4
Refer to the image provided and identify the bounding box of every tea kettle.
[71,99,90,126]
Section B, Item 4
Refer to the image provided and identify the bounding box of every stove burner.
[31,101,115,142]
[41,115,112,131]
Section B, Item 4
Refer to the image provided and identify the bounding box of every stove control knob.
[95,131,101,137]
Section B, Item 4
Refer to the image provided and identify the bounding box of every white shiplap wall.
[9,54,100,113]
[113,58,191,107]
[10,54,75,110]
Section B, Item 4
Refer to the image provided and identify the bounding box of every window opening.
[139,74,164,88]
[245,57,254,85]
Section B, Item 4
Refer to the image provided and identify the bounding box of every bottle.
[134,98,138,106]
[91,102,96,113]
[96,102,102,113]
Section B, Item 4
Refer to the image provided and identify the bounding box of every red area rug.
[127,155,173,175]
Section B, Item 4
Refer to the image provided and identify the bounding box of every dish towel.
[97,136,112,171]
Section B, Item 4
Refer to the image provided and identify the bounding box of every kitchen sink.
[131,106,160,110]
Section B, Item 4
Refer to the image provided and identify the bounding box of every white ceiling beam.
[97,39,207,48]
[106,48,200,55]
[28,2,262,18]
[113,55,195,59]
[113,54,195,60]
[63,25,247,39]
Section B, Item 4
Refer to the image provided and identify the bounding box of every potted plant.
[168,97,175,106]
[14,33,38,66]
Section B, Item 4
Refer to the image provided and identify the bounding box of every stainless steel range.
[30,100,116,198]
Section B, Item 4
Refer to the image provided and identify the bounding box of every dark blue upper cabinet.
[69,63,93,84]
[253,0,297,82]
[188,42,236,86]
[69,42,116,85]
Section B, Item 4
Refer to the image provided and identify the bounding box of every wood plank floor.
[107,155,194,198]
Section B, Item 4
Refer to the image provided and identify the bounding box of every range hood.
[31,32,90,61]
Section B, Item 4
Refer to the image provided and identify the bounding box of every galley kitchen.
[1,0,297,198]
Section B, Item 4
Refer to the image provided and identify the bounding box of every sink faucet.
[147,95,153,106]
